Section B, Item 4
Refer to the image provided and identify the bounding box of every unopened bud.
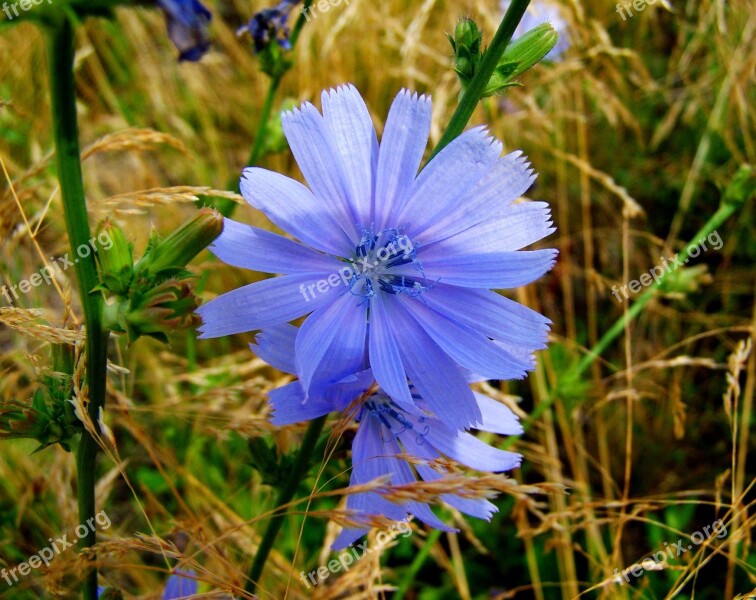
[136,208,223,280]
[484,23,559,96]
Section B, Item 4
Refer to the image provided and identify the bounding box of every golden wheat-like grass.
[0,0,753,598]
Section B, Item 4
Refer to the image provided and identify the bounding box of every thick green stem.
[426,0,530,164]
[47,18,109,600]
[244,415,327,594]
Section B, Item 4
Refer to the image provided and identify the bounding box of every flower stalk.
[427,0,531,163]
[517,164,754,436]
[234,2,536,587]
[219,0,314,216]
[46,16,109,600]
[244,415,327,594]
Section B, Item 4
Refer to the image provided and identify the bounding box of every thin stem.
[247,0,312,171]
[394,529,442,600]
[244,415,327,594]
[425,0,530,164]
[220,0,314,216]
[46,17,109,600]
[245,0,313,170]
[245,73,281,170]
[513,188,748,440]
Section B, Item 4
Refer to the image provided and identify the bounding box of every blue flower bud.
[156,0,212,62]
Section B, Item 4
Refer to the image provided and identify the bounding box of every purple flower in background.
[157,0,212,62]
[97,568,197,599]
[197,85,556,431]
[238,0,301,53]
[252,324,523,549]
[500,0,570,61]
[162,568,198,599]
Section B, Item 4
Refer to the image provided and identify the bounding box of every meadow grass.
[0,0,754,598]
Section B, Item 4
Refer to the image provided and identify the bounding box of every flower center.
[361,396,430,445]
[346,227,429,302]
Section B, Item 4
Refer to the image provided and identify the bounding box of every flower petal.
[281,102,360,241]
[196,272,341,338]
[331,516,370,550]
[321,84,379,225]
[402,298,533,380]
[382,447,455,532]
[385,296,482,429]
[333,415,408,549]
[413,151,537,245]
[295,293,368,397]
[249,323,298,373]
[415,464,498,520]
[325,370,375,409]
[396,127,503,237]
[240,167,353,255]
[162,568,198,600]
[422,284,551,348]
[268,381,334,425]
[374,90,432,230]
[368,293,416,413]
[473,392,523,435]
[424,201,555,255]
[351,412,392,485]
[427,427,521,472]
[404,248,557,288]
[210,218,343,274]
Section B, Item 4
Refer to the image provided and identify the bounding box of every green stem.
[349,6,532,593]
[394,529,442,600]
[46,17,109,600]
[244,415,327,594]
[244,0,313,170]
[244,74,281,172]
[220,0,314,216]
[514,177,750,438]
[425,0,530,164]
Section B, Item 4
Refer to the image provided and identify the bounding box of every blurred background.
[0,0,754,598]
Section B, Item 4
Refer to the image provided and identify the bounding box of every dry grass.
[0,0,754,598]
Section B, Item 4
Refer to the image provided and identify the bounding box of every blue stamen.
[347,225,430,302]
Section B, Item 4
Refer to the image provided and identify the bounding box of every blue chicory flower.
[238,0,301,54]
[500,0,570,61]
[162,568,198,599]
[97,569,197,599]
[157,0,212,62]
[197,85,556,431]
[251,323,523,549]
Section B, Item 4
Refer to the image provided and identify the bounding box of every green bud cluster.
[98,208,223,344]
[0,345,81,453]
[449,18,558,98]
